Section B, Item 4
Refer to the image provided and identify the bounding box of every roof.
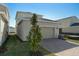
[15,11,43,20]
[42,18,53,21]
[57,16,79,21]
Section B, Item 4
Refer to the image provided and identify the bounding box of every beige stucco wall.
[16,11,42,24]
[16,20,31,41]
[0,4,9,46]
[0,16,2,45]
[16,12,60,41]
[62,26,79,33]
[0,15,8,46]
[16,19,59,41]
[0,16,1,32]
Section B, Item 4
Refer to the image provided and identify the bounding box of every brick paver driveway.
[40,38,79,56]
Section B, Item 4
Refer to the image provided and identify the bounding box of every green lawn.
[65,38,79,44]
[64,35,79,44]
[0,35,55,56]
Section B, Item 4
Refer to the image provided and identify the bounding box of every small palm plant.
[27,14,42,55]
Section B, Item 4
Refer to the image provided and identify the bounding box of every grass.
[64,35,79,44]
[0,35,55,56]
[65,38,79,44]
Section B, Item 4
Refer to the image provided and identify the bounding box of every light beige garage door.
[41,27,55,39]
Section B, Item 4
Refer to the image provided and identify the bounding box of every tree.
[27,14,42,55]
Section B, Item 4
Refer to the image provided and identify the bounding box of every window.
[70,23,79,26]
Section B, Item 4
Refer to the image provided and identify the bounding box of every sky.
[5,3,79,27]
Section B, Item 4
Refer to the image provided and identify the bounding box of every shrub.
[27,14,42,55]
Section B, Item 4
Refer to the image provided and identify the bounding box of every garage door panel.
[41,27,54,39]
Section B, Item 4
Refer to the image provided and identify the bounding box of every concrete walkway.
[40,38,79,56]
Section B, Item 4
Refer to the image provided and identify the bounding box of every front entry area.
[41,27,55,39]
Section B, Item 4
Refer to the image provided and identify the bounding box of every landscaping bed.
[64,35,79,44]
[0,35,53,56]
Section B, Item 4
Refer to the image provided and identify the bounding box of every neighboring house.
[58,16,79,28]
[58,16,79,34]
[9,26,16,35]
[0,4,9,46]
[16,11,59,41]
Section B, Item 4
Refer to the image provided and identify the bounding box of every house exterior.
[16,11,79,41]
[58,16,79,34]
[0,4,9,46]
[16,11,59,41]
[9,26,16,35]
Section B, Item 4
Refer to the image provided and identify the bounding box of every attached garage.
[16,11,59,41]
[41,27,55,39]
